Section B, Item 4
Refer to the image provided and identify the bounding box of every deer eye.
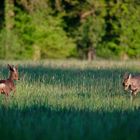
[122,82,125,86]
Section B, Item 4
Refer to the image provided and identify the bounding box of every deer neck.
[8,73,14,81]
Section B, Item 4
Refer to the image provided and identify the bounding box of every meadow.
[0,60,140,140]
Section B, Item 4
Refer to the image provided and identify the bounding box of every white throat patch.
[0,83,6,88]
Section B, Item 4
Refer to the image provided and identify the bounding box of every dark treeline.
[0,0,140,60]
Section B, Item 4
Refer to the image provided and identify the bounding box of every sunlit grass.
[0,60,140,140]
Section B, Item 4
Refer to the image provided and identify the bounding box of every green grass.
[0,60,140,140]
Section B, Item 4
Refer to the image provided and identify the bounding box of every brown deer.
[122,73,140,101]
[0,64,19,96]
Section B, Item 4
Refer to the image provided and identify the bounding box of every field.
[0,60,140,140]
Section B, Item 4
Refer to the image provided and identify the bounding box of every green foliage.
[0,0,140,59]
[119,2,140,58]
[14,3,76,59]
[0,30,6,59]
[14,8,35,59]
[32,12,76,59]
[0,29,32,59]
[77,15,105,58]
[97,42,120,59]
[98,0,140,59]
[61,0,106,58]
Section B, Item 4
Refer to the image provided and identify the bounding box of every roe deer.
[122,73,140,101]
[0,64,19,96]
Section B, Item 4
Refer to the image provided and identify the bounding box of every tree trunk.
[87,47,95,62]
[5,0,14,58]
[5,0,14,30]
[55,0,62,11]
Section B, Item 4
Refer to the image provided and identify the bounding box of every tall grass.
[0,60,140,140]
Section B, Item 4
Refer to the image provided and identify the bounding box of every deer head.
[8,64,19,80]
[122,73,131,91]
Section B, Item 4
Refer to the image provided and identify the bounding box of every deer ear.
[123,72,129,79]
[128,74,132,80]
[15,65,18,70]
[7,64,14,71]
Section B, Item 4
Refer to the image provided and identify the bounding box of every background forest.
[0,0,140,60]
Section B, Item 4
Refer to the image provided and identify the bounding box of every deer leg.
[6,92,9,96]
[12,87,16,97]
[130,91,134,102]
[133,91,137,96]
[130,94,133,102]
[130,90,137,102]
[3,92,9,107]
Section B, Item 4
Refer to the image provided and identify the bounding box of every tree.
[50,0,106,60]
[0,0,140,60]
[76,0,106,60]
[98,0,140,59]
[14,0,76,59]
[119,0,140,59]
